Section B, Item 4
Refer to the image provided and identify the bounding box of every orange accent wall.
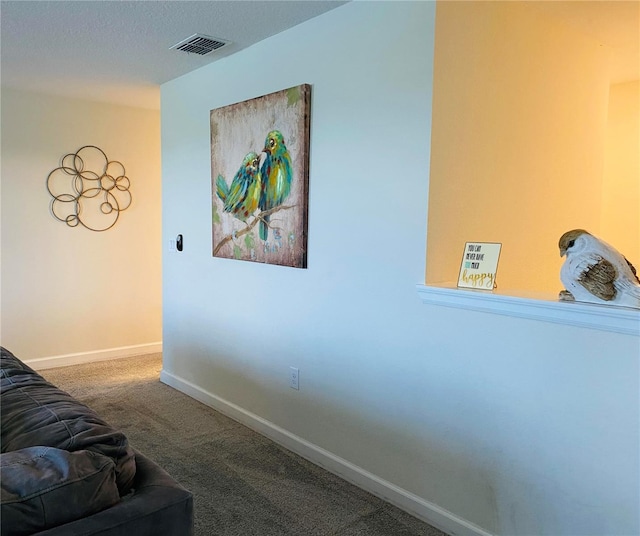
[427,1,614,293]
[602,81,640,266]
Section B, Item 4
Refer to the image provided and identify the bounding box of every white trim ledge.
[160,369,494,536]
[416,284,639,336]
[25,342,163,370]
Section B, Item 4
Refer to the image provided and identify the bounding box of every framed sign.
[457,242,502,290]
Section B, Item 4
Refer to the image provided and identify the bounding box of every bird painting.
[210,84,310,267]
[558,229,640,309]
[259,130,292,240]
[216,152,262,222]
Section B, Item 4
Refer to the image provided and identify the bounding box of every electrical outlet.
[289,367,299,390]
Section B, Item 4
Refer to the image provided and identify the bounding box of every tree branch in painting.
[213,204,296,256]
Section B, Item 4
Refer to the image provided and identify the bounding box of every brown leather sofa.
[0,347,193,536]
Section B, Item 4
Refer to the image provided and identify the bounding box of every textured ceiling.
[1,1,637,111]
[0,1,347,109]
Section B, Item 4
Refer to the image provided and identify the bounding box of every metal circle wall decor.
[46,145,132,232]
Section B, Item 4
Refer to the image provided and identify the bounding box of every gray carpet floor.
[42,354,447,536]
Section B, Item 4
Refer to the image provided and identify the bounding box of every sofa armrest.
[1,447,121,536]
[35,451,193,536]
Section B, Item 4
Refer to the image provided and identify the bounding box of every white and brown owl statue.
[558,229,640,309]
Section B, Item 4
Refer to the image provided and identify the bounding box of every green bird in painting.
[259,130,292,240]
[216,152,262,222]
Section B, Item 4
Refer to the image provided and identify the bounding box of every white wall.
[1,89,162,361]
[161,3,639,535]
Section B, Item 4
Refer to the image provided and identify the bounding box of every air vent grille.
[171,34,229,56]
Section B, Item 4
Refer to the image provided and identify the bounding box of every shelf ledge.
[416,284,640,336]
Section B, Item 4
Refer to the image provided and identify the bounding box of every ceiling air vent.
[170,34,229,56]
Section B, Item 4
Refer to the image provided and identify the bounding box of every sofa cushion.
[0,347,135,495]
[0,446,121,536]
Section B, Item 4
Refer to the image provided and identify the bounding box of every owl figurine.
[558,229,640,309]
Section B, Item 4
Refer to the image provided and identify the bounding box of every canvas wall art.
[211,84,311,268]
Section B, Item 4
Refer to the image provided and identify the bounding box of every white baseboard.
[160,369,494,536]
[25,342,163,371]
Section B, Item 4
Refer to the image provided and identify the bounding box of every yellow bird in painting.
[259,130,292,240]
[216,152,262,222]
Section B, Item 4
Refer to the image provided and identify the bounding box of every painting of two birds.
[211,84,311,268]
